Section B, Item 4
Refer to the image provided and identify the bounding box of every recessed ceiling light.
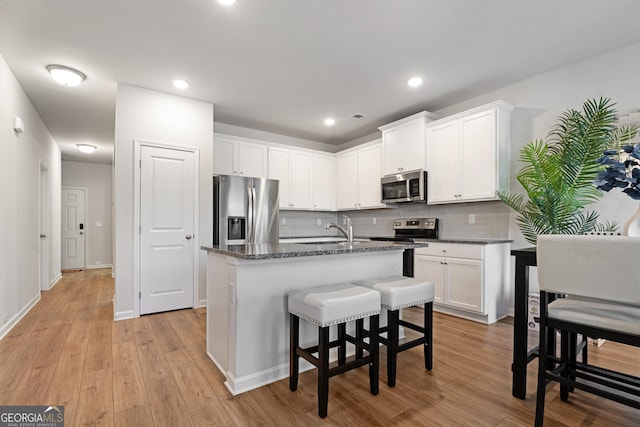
[46,64,86,87]
[173,79,189,89]
[218,0,237,5]
[324,118,336,126]
[76,144,97,154]
[407,77,423,88]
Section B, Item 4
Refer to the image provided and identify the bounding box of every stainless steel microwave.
[381,170,427,203]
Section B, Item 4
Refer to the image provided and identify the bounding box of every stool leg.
[355,318,364,359]
[369,314,380,395]
[387,309,400,387]
[318,325,330,418]
[289,313,299,391]
[425,302,433,371]
[338,323,346,365]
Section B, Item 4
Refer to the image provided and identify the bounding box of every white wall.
[0,52,61,339]
[62,160,113,268]
[114,84,213,319]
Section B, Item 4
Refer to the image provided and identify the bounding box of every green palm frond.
[498,97,631,245]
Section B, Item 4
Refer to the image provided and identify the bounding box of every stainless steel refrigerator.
[213,175,279,245]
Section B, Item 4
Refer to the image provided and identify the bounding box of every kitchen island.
[202,240,422,395]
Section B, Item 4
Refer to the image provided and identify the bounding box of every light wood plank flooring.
[1,268,639,426]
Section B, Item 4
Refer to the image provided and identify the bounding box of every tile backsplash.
[279,201,510,239]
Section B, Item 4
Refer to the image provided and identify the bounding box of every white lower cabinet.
[414,242,509,324]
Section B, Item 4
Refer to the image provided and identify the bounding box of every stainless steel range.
[370,218,438,277]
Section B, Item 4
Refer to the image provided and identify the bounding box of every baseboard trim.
[114,310,136,321]
[86,264,113,270]
[0,293,41,341]
[48,273,62,290]
[196,298,207,308]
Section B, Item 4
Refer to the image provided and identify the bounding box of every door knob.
[40,234,46,238]
[186,234,193,240]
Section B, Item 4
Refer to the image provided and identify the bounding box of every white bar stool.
[288,283,381,418]
[353,276,434,387]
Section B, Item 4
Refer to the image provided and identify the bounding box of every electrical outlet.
[468,214,476,224]
[372,217,377,225]
[317,219,322,226]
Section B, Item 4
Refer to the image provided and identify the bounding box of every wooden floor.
[1,269,639,426]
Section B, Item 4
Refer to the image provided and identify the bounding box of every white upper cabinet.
[379,111,439,176]
[268,147,313,210]
[213,135,268,178]
[426,101,512,204]
[313,153,336,211]
[336,141,386,210]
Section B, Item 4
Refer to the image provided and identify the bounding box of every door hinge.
[139,291,141,300]
[139,225,141,234]
[139,159,142,168]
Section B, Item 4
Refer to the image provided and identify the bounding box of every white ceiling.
[2,0,640,164]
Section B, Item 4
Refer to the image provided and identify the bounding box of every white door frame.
[133,139,200,317]
[39,164,49,290]
[61,186,88,270]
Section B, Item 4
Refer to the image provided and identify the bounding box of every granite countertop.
[280,236,512,245]
[201,240,426,260]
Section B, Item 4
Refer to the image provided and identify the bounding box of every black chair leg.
[369,314,380,395]
[535,292,549,427]
[568,332,578,393]
[425,302,433,371]
[560,331,570,401]
[289,313,299,391]
[318,326,330,418]
[338,323,346,365]
[581,334,588,364]
[355,318,364,359]
[387,309,400,387]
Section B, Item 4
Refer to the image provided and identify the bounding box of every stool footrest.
[398,337,428,353]
[329,357,372,378]
[400,319,426,334]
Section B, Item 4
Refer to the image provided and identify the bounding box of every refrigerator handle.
[247,182,254,244]
[250,185,257,242]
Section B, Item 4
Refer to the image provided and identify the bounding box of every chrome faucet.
[325,215,353,243]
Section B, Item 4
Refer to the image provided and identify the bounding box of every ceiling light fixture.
[407,76,423,88]
[324,118,335,126]
[218,0,237,5]
[173,79,189,89]
[46,64,86,87]
[76,144,97,154]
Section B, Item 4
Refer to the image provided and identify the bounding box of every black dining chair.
[535,234,640,426]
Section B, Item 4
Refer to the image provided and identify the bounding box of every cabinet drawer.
[415,243,483,260]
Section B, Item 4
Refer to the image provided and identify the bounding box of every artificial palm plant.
[498,97,630,245]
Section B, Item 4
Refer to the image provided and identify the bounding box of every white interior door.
[140,145,195,315]
[62,187,86,270]
[40,167,49,289]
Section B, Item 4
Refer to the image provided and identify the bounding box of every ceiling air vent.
[352,113,365,119]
